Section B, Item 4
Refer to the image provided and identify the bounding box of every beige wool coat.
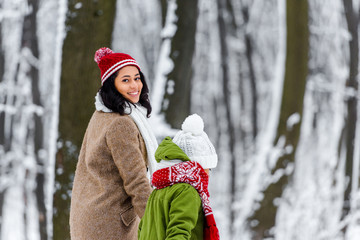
[70,111,152,240]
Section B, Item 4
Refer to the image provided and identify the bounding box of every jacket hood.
[155,137,190,163]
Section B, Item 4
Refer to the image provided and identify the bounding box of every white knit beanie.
[173,114,218,169]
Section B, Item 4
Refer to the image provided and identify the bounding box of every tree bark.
[0,3,5,235]
[54,1,117,239]
[241,4,258,139]
[160,0,168,28]
[216,0,238,236]
[161,0,198,128]
[0,1,4,146]
[21,0,48,238]
[249,0,309,239]
[341,0,359,224]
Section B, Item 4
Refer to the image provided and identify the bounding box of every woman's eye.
[135,77,141,81]
[122,79,129,82]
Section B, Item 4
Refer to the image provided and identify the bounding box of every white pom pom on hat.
[181,114,204,136]
[173,114,218,169]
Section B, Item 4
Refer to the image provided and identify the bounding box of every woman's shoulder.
[93,111,138,133]
[95,111,134,125]
[112,116,138,132]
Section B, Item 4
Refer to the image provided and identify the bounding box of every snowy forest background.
[1,0,360,239]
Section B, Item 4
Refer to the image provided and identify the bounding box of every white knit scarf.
[95,92,158,177]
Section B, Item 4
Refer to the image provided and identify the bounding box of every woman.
[69,47,158,240]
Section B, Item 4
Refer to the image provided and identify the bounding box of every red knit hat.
[94,47,141,85]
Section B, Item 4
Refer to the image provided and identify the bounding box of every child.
[138,114,220,240]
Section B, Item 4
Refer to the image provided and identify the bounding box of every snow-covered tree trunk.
[160,0,198,128]
[192,0,278,238]
[240,0,258,139]
[0,0,66,239]
[341,0,359,227]
[215,0,239,235]
[22,2,48,238]
[249,0,309,238]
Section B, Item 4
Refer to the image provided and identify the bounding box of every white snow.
[2,0,360,239]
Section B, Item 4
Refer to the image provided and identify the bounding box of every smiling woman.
[96,49,152,117]
[114,66,143,104]
[69,47,158,240]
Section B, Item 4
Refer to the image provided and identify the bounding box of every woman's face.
[114,66,143,104]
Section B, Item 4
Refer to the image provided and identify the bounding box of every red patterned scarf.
[152,161,220,240]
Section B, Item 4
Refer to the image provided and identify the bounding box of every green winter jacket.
[138,137,205,240]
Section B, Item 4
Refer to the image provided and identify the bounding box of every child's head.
[173,114,218,170]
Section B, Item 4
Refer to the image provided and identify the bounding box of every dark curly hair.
[99,70,152,117]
